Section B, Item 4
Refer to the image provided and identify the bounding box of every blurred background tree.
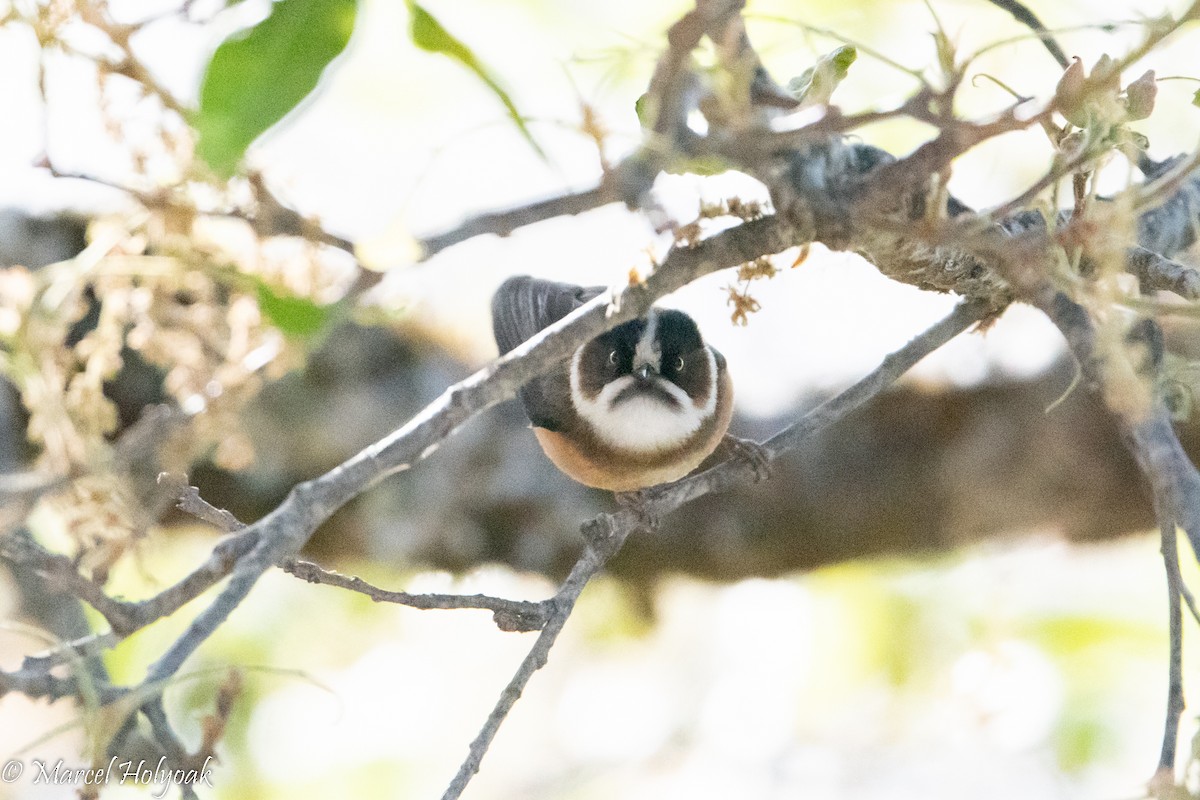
[1,0,1199,798]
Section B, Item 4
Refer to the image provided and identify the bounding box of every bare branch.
[440,549,600,800]
[1181,577,1200,627]
[0,665,82,703]
[0,530,141,635]
[1036,290,1199,785]
[168,477,550,630]
[419,183,626,259]
[440,297,989,800]
[16,473,261,674]
[594,299,992,529]
[12,522,258,673]
[1042,293,1200,551]
[1127,245,1200,300]
[19,631,120,674]
[283,560,550,633]
[0,662,122,704]
[0,470,65,501]
[164,474,246,534]
[138,214,797,687]
[417,0,753,262]
[1157,523,1186,779]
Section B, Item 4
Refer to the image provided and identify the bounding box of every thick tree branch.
[1040,293,1200,547]
[701,12,1200,786]
[1127,245,1200,300]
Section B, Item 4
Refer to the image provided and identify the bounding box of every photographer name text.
[1,756,214,798]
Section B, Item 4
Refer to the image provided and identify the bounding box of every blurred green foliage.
[195,0,543,177]
[196,0,359,177]
[404,0,543,158]
[253,279,345,340]
[787,44,858,106]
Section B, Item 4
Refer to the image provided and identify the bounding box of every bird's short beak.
[635,363,655,380]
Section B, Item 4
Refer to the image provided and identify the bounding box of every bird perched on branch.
[492,275,762,494]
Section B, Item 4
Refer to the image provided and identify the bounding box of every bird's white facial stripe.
[570,351,708,453]
[697,346,718,413]
[633,309,660,372]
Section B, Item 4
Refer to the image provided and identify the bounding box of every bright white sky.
[0,0,1196,416]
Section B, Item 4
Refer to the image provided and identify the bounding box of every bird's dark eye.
[675,356,685,371]
[608,350,618,365]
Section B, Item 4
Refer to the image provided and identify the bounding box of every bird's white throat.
[569,347,717,454]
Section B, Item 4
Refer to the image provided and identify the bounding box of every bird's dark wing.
[491,276,605,355]
[491,276,605,432]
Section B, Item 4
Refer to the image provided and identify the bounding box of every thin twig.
[0,530,141,634]
[141,698,201,800]
[440,542,609,800]
[1158,522,1186,778]
[714,95,931,163]
[166,476,246,533]
[16,475,260,674]
[418,184,623,259]
[1181,580,1200,627]
[282,560,551,633]
[166,477,552,631]
[19,631,120,673]
[418,1,746,262]
[0,470,66,500]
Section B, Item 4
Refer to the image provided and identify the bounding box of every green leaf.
[196,0,358,178]
[1192,87,1200,108]
[405,0,545,159]
[254,281,340,338]
[787,46,857,107]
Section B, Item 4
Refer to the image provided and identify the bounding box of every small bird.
[491,275,740,493]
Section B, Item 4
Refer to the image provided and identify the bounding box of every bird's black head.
[573,308,715,411]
